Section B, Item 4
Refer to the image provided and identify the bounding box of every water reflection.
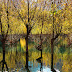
[0,45,8,71]
[36,56,43,71]
[25,49,30,72]
[0,38,72,72]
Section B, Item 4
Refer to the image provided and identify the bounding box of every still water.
[0,38,72,72]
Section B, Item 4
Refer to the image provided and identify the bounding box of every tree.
[50,0,72,71]
[0,0,10,71]
[11,0,38,69]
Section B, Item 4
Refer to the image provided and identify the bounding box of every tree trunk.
[2,40,5,61]
[40,61,43,71]
[26,36,28,68]
[51,39,54,70]
[26,25,28,68]
[40,32,42,58]
[2,39,8,71]
[2,40,5,70]
[41,50,42,58]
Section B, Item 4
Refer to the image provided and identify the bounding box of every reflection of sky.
[28,61,60,72]
[36,67,52,72]
[28,61,52,72]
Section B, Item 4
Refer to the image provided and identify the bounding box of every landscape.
[0,0,72,72]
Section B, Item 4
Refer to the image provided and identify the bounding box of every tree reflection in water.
[25,50,30,72]
[0,38,71,72]
[0,46,8,72]
[36,57,43,72]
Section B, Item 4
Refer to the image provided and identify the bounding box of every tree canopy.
[0,0,72,35]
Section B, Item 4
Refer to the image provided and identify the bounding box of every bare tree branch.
[12,2,24,22]
[30,4,37,21]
